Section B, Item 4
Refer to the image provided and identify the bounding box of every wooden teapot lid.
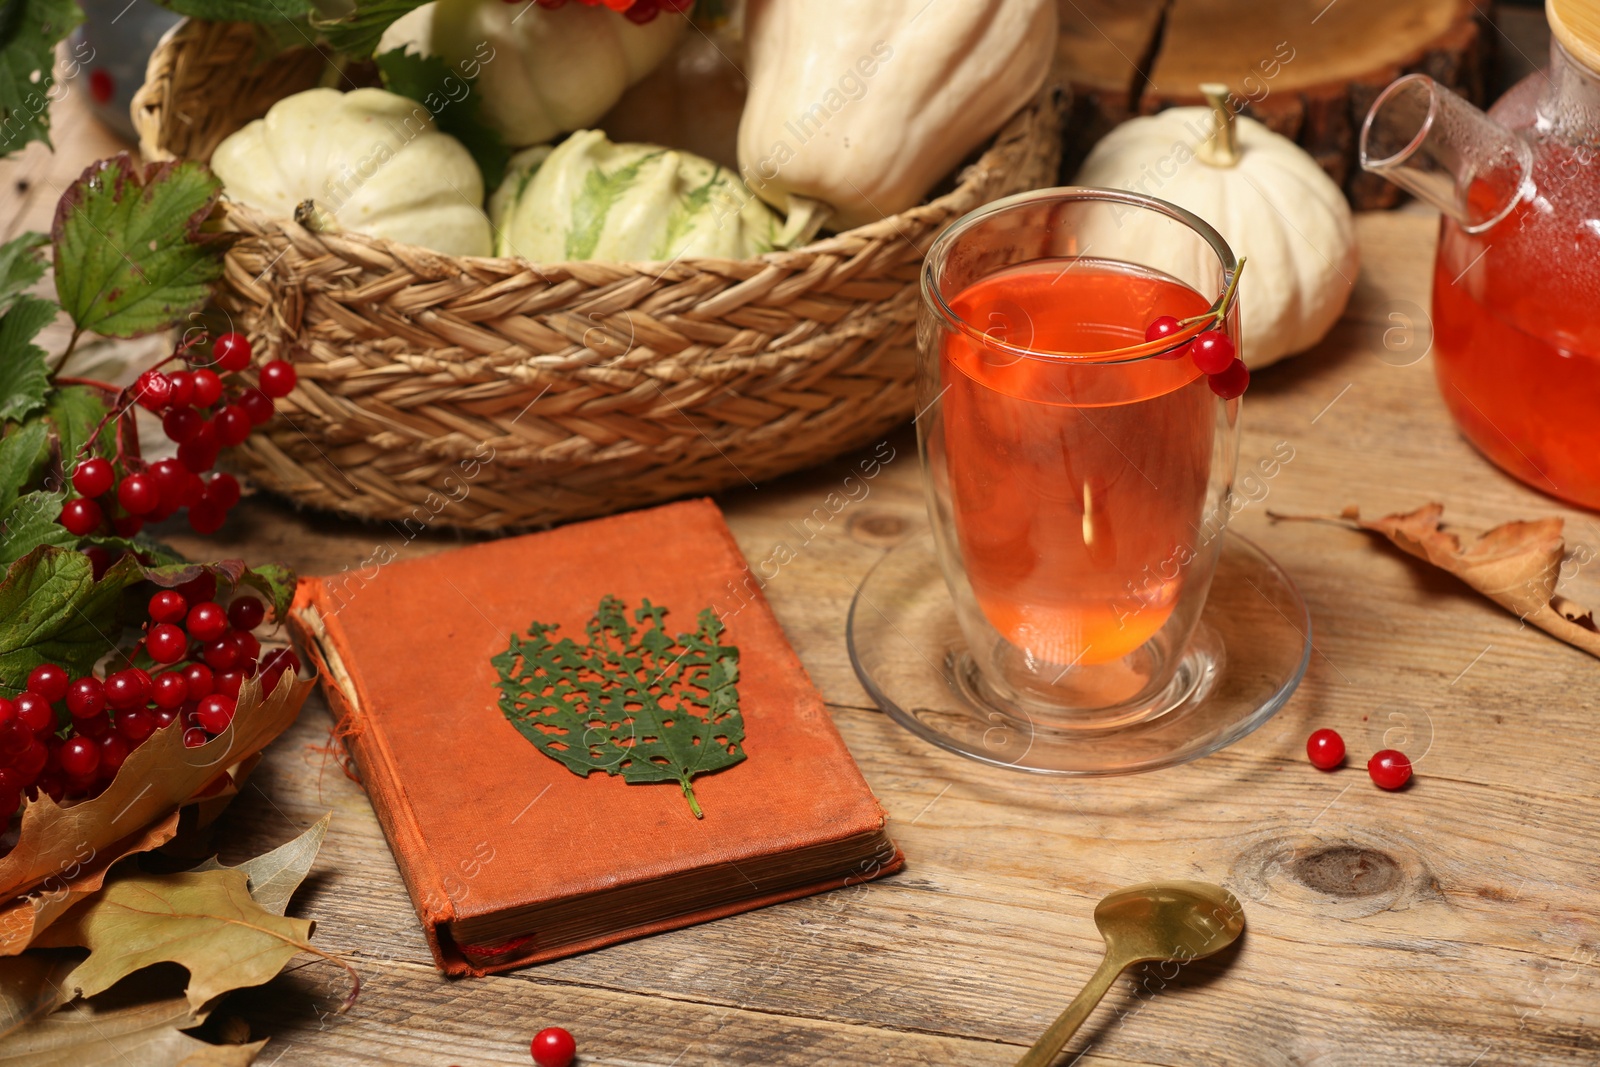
[1549,0,1600,73]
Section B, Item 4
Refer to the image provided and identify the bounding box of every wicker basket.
[133,19,1064,530]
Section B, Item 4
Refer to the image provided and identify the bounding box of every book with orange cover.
[288,499,902,976]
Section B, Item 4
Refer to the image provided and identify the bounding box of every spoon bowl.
[1095,880,1245,963]
[1016,880,1245,1067]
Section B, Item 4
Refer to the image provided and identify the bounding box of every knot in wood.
[1290,846,1402,897]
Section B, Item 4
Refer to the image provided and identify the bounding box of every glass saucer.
[846,530,1310,776]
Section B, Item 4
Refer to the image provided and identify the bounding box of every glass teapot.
[1359,0,1600,508]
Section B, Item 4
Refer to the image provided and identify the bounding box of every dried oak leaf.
[0,672,314,903]
[0,985,265,1065]
[34,867,317,1010]
[1275,503,1600,660]
[191,812,330,916]
[0,812,180,957]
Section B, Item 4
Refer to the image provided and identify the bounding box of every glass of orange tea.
[851,188,1308,773]
[918,188,1247,725]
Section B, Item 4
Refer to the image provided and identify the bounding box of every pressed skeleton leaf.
[492,596,744,818]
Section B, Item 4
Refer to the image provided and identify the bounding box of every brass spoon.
[1015,881,1245,1067]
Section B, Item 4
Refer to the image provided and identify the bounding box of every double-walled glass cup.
[916,188,1241,728]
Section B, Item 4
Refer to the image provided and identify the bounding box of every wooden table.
[10,95,1600,1067]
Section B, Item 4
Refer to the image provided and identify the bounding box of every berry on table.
[1368,749,1413,791]
[1306,728,1345,770]
[72,457,114,498]
[530,1027,576,1067]
[214,332,252,372]
[1207,359,1249,400]
[26,664,69,703]
[150,590,189,624]
[59,497,103,536]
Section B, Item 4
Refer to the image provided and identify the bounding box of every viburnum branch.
[1181,256,1248,329]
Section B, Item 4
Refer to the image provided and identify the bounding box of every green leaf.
[0,419,48,514]
[0,0,82,159]
[0,231,48,314]
[0,546,141,696]
[0,488,73,568]
[376,47,510,189]
[239,562,295,621]
[493,595,745,818]
[52,153,227,339]
[0,294,56,423]
[43,384,114,474]
[156,0,312,20]
[314,0,427,58]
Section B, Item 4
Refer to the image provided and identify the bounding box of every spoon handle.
[1014,951,1128,1067]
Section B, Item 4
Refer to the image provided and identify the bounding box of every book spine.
[288,583,458,968]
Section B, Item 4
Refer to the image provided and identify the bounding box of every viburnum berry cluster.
[521,0,695,23]
[0,572,300,815]
[57,332,296,539]
[1144,317,1250,399]
[1141,256,1250,400]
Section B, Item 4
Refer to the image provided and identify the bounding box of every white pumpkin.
[428,0,684,148]
[1074,92,1358,367]
[210,87,493,256]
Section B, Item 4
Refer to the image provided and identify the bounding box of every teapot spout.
[1359,74,1532,233]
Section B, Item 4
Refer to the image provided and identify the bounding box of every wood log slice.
[1056,0,1491,208]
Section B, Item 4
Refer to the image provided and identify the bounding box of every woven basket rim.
[133,16,1045,275]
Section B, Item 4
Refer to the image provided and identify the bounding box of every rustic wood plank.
[173,209,1600,1066]
[16,68,1600,1065]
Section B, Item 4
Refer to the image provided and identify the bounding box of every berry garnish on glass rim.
[1143,257,1249,396]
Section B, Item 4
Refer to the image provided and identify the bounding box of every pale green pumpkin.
[489,130,781,263]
